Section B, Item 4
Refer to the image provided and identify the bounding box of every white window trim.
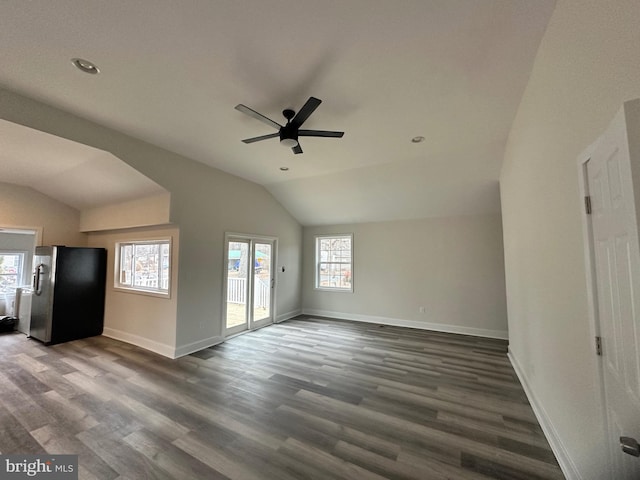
[314,233,354,293]
[114,238,172,298]
[0,250,27,294]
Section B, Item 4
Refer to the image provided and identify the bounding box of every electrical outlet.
[419,306,425,313]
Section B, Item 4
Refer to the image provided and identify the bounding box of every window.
[115,240,171,296]
[315,234,353,292]
[0,252,25,295]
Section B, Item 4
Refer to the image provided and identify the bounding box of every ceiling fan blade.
[292,144,303,154]
[235,104,282,130]
[241,132,280,144]
[298,129,344,138]
[290,97,322,129]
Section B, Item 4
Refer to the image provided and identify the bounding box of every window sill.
[314,287,353,294]
[113,286,171,299]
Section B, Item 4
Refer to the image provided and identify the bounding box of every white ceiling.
[0,120,166,209]
[0,0,556,225]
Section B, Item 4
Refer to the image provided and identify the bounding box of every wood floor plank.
[30,424,119,480]
[123,429,230,480]
[274,404,402,460]
[0,400,44,454]
[397,449,498,480]
[172,433,265,480]
[33,389,99,433]
[77,423,175,479]
[436,411,551,450]
[371,385,505,424]
[278,437,390,480]
[334,439,455,480]
[0,317,564,479]
[0,372,55,432]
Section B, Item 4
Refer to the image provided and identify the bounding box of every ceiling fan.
[235,96,344,154]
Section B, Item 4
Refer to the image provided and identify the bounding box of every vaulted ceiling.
[0,0,556,225]
[0,120,166,209]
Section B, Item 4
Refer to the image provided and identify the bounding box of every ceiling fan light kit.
[235,96,344,154]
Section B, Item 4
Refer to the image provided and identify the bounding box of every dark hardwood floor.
[0,316,564,479]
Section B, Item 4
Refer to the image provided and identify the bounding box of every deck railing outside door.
[227,277,269,308]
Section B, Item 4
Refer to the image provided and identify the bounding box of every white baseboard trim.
[174,335,224,359]
[508,348,581,480]
[102,327,175,359]
[103,328,223,360]
[301,309,508,340]
[276,308,302,323]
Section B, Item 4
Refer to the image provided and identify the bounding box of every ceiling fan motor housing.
[280,123,298,145]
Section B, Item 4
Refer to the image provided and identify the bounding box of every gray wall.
[0,88,303,355]
[0,182,86,247]
[0,232,36,251]
[0,183,85,316]
[500,0,640,477]
[87,225,180,357]
[303,214,507,338]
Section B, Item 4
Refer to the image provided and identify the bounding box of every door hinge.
[585,195,592,215]
[595,336,602,356]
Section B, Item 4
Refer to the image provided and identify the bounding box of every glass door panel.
[225,240,249,331]
[252,243,272,324]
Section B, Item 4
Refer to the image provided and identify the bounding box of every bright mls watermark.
[0,455,77,479]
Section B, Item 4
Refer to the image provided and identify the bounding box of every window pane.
[315,235,352,291]
[340,264,351,288]
[160,243,170,290]
[120,244,133,285]
[116,240,170,295]
[0,253,24,295]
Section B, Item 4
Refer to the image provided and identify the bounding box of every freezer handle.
[33,263,45,296]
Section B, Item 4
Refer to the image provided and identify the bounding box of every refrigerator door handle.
[34,263,45,296]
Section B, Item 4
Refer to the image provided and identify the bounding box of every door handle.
[33,263,45,296]
[620,436,640,457]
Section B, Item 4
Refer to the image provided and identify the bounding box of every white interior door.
[587,100,640,478]
[223,235,276,336]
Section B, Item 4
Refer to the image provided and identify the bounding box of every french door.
[223,234,276,336]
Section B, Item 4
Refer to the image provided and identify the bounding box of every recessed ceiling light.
[71,58,100,74]
[411,136,425,143]
[280,167,289,171]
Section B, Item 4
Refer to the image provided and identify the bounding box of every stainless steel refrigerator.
[30,246,107,345]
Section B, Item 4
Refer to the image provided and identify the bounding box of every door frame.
[577,139,614,473]
[0,225,42,315]
[222,232,278,338]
